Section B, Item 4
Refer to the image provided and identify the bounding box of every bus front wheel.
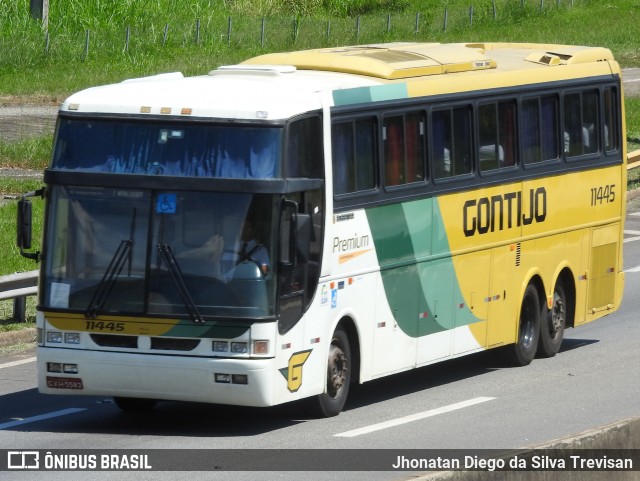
[312,326,351,417]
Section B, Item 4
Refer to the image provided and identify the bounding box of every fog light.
[48,362,63,373]
[65,333,81,344]
[215,373,231,383]
[230,342,248,354]
[47,331,63,344]
[232,374,248,385]
[213,341,229,352]
[63,364,78,374]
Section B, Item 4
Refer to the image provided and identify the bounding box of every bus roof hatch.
[243,43,497,80]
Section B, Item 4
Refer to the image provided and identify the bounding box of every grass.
[626,97,640,141]
[0,309,36,330]
[0,0,639,96]
[0,136,52,170]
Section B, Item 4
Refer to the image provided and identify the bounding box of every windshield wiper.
[157,243,205,324]
[85,240,132,318]
[85,208,137,319]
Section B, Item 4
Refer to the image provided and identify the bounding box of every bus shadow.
[344,337,599,411]
[345,350,500,411]
[558,337,599,353]
[2,339,599,438]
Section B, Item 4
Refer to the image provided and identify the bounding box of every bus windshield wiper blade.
[85,240,132,319]
[157,243,205,324]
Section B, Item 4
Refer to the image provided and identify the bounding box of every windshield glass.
[52,118,282,179]
[43,185,279,319]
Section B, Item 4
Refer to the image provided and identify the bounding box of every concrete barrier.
[417,416,640,480]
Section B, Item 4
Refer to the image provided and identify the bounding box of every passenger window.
[432,106,472,179]
[286,116,323,178]
[603,87,619,152]
[479,100,517,172]
[522,95,559,164]
[564,90,599,158]
[332,118,377,195]
[383,112,426,187]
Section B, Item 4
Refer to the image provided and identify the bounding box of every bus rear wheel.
[537,282,566,358]
[312,326,351,417]
[503,284,541,366]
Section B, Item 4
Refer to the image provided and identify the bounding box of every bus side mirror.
[16,190,43,261]
[17,199,33,250]
[279,201,311,268]
[294,213,311,263]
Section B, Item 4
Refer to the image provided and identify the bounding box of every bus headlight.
[64,333,81,344]
[47,331,63,343]
[230,342,248,354]
[213,341,229,353]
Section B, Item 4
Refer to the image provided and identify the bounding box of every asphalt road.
[1,207,639,480]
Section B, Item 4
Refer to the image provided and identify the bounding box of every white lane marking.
[623,236,640,244]
[624,266,640,273]
[625,230,640,235]
[334,396,496,438]
[0,408,86,430]
[0,357,36,369]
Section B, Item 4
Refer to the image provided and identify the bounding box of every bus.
[18,42,626,417]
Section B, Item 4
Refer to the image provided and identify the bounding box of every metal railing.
[0,270,38,322]
[628,149,640,171]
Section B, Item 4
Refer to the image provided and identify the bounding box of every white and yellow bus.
[19,42,626,417]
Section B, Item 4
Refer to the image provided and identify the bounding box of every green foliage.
[626,97,640,142]
[0,136,52,171]
[323,0,409,17]
[0,186,44,276]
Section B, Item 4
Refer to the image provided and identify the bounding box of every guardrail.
[0,270,38,322]
[629,149,640,171]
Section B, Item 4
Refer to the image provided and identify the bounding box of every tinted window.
[522,95,560,164]
[332,118,377,195]
[384,112,426,186]
[478,100,517,172]
[432,106,472,179]
[564,90,599,158]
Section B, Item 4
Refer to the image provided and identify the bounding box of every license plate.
[46,376,84,390]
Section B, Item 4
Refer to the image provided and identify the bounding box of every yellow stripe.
[44,311,180,336]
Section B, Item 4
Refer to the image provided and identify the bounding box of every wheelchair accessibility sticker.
[156,193,177,214]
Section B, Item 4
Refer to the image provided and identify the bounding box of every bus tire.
[114,397,157,412]
[537,282,566,358]
[503,284,541,366]
[313,326,351,418]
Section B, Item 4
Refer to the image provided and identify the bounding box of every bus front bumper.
[37,347,276,407]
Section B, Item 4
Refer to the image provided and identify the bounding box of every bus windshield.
[43,185,279,319]
[52,118,282,178]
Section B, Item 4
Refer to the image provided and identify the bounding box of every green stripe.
[165,321,251,338]
[333,84,408,106]
[365,197,481,338]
